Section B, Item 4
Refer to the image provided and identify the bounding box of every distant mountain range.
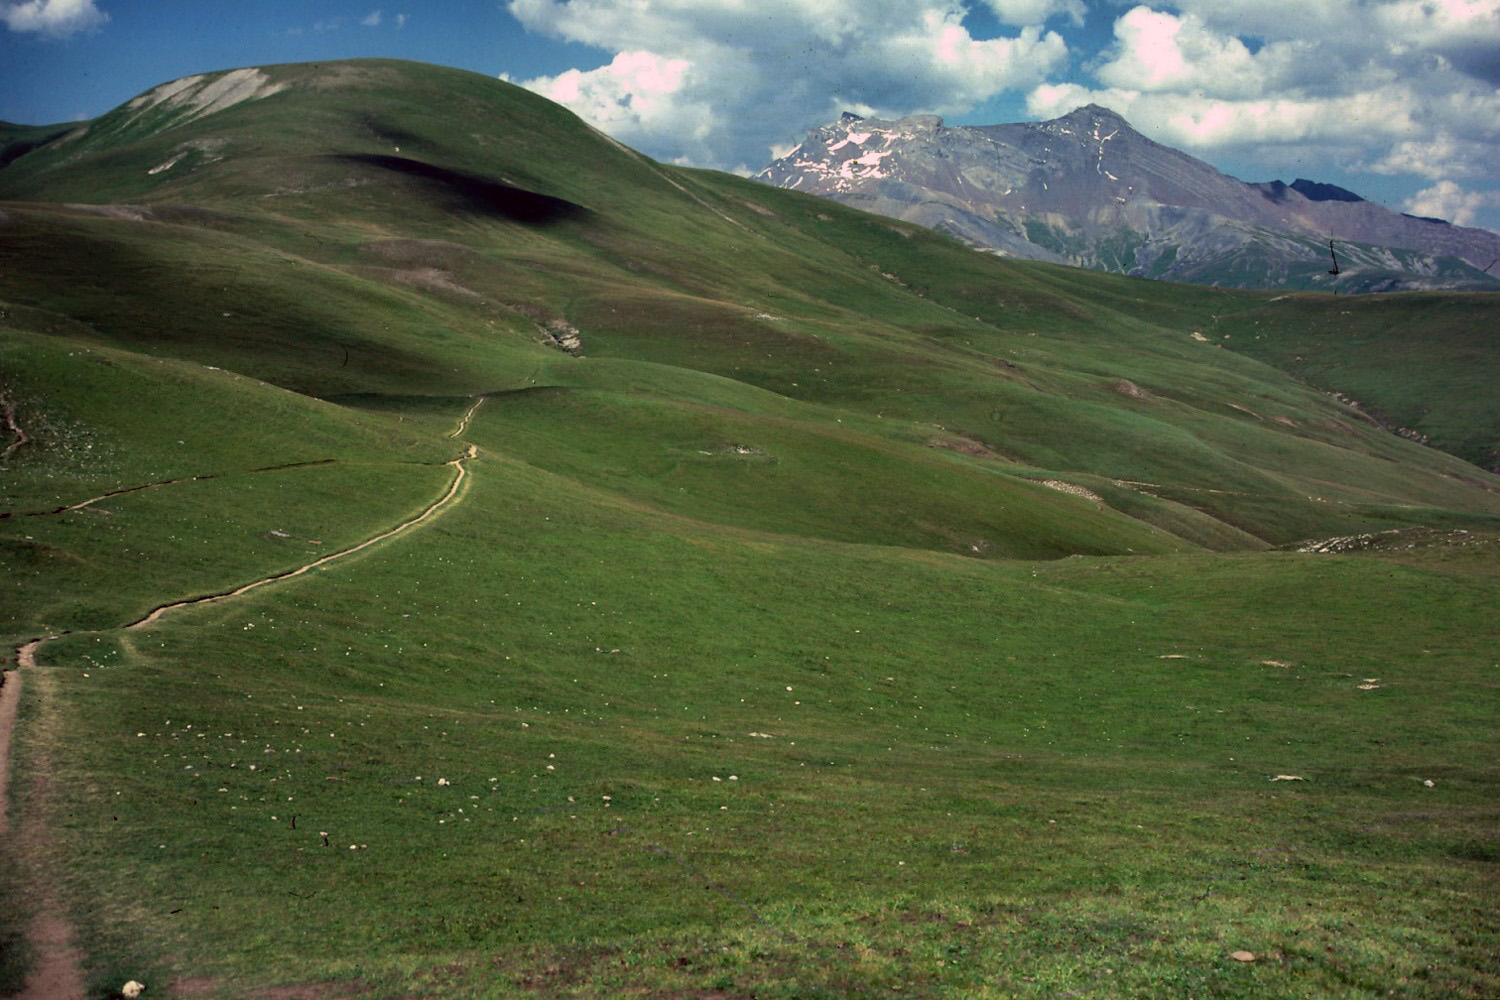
[756,105,1500,293]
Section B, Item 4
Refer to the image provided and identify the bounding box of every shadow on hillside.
[324,385,572,416]
[1,127,74,168]
[331,154,590,225]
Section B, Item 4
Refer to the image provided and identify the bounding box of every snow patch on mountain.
[756,105,1500,293]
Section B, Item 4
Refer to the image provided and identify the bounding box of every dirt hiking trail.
[1,458,337,521]
[2,397,484,999]
[2,642,88,1000]
[127,442,477,630]
[1,386,32,463]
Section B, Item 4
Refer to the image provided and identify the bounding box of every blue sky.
[3,0,1498,231]
[0,2,594,123]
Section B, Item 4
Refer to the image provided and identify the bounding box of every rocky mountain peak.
[756,104,1500,293]
[1053,104,1133,130]
[1289,178,1364,203]
[895,113,943,131]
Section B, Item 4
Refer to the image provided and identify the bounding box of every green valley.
[1,60,1497,999]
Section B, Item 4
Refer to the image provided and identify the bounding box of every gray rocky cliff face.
[756,106,1500,292]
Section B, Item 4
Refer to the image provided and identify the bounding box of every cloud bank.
[508,0,1498,227]
[1405,180,1500,228]
[509,0,1068,170]
[1028,3,1500,176]
[1,0,107,37]
[1028,2,1500,227]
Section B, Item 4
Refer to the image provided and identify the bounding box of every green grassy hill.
[2,60,1497,998]
[1212,292,1500,471]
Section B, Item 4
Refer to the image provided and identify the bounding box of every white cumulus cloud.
[1371,133,1482,180]
[361,10,382,27]
[1027,2,1500,220]
[528,49,709,156]
[508,0,1069,169]
[1029,82,1425,150]
[1404,180,1500,227]
[1162,0,1500,84]
[1094,6,1291,97]
[1,0,107,37]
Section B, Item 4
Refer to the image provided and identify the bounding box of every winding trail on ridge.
[125,397,483,629]
[1,396,485,999]
[0,458,338,520]
[126,443,476,630]
[450,394,484,439]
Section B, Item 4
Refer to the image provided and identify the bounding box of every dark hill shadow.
[331,154,590,225]
[0,125,74,168]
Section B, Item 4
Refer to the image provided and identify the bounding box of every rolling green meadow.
[2,60,1498,998]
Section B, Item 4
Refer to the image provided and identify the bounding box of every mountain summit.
[756,107,1500,292]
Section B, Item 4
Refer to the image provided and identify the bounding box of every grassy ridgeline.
[2,59,1498,997]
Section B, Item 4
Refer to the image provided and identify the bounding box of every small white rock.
[122,981,146,999]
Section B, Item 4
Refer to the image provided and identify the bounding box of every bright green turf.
[2,59,1498,998]
[17,424,1499,998]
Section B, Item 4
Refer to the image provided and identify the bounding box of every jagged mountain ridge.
[756,105,1500,293]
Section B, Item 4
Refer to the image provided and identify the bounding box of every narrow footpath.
[0,396,484,999]
[0,386,30,463]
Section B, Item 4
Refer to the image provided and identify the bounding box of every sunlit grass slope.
[2,59,1498,998]
[4,59,1498,548]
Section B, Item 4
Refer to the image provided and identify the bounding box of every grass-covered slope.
[1212,292,1500,471]
[2,60,1498,998]
[4,58,1497,549]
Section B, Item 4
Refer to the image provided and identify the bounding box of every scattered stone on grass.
[122,981,146,998]
[542,319,583,355]
[1039,478,1104,502]
[1270,775,1306,782]
[1230,951,1255,963]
